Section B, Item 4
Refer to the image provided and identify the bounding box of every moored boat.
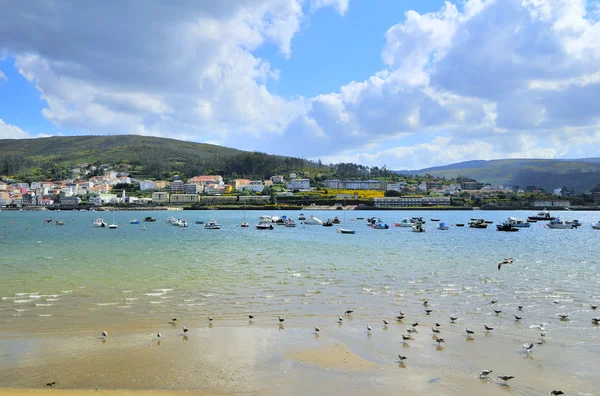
[547,218,573,229]
[55,220,65,226]
[337,228,355,234]
[496,222,518,232]
[373,222,389,229]
[411,222,426,232]
[204,220,221,229]
[507,217,530,228]
[468,219,488,228]
[129,219,140,224]
[527,210,555,221]
[304,215,323,225]
[240,222,250,228]
[298,213,306,221]
[143,216,156,222]
[332,217,341,224]
[323,219,334,227]
[93,218,107,228]
[437,222,449,230]
[395,218,412,227]
[256,223,274,230]
[284,219,296,227]
[592,221,600,230]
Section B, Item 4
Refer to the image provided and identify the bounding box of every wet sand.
[1,318,598,395]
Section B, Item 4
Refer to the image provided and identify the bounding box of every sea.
[1,209,599,393]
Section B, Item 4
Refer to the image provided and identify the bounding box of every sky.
[2,0,600,170]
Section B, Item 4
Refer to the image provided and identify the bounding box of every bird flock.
[95,258,599,395]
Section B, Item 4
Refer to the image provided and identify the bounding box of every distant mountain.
[397,158,600,191]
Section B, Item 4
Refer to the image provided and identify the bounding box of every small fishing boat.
[430,218,440,222]
[547,218,573,229]
[304,215,323,225]
[256,223,274,230]
[527,210,555,221]
[437,222,449,230]
[373,222,389,229]
[108,223,118,229]
[332,217,341,224]
[55,220,65,226]
[395,218,412,227]
[195,220,205,224]
[411,222,426,232]
[285,219,296,227]
[177,220,188,228]
[93,218,107,228]
[455,223,465,227]
[592,221,600,230]
[468,219,488,229]
[241,222,250,228]
[129,219,140,224]
[337,228,355,234]
[298,213,306,221]
[496,222,518,232]
[565,219,582,228]
[204,220,221,229]
[323,219,334,227]
[507,217,530,228]
[143,216,156,222]
[44,219,52,223]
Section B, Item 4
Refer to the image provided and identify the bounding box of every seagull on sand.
[497,375,514,384]
[383,319,389,325]
[435,322,442,327]
[592,317,600,324]
[338,316,343,323]
[432,327,441,334]
[592,305,598,310]
[522,343,534,353]
[249,314,254,319]
[399,311,405,316]
[172,317,177,322]
[466,328,475,335]
[423,300,429,306]
[484,324,494,332]
[449,316,458,323]
[490,300,498,304]
[278,316,285,323]
[101,330,108,337]
[479,370,492,378]
[401,334,411,342]
[435,337,445,345]
[425,309,433,315]
[345,310,354,315]
[412,322,419,327]
[514,314,522,321]
[182,326,188,333]
[157,332,161,338]
[494,309,502,315]
[497,258,514,270]
[557,313,569,320]
[314,325,320,332]
[397,354,407,363]
[208,316,214,322]
[396,315,405,320]
[518,305,524,310]
[550,391,564,395]
[367,324,372,332]
[406,327,417,334]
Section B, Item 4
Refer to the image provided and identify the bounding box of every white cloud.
[0,69,6,82]
[2,0,600,169]
[0,118,28,139]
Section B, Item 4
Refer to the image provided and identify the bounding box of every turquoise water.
[1,209,599,337]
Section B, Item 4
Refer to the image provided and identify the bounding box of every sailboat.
[241,204,249,227]
[109,207,118,229]
[337,201,355,234]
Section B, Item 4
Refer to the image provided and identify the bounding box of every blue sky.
[1,0,600,169]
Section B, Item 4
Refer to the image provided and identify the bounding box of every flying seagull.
[498,258,514,270]
[479,370,492,378]
[494,310,502,315]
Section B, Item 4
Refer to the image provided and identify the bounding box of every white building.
[386,182,407,192]
[140,180,157,191]
[241,181,265,193]
[286,178,310,190]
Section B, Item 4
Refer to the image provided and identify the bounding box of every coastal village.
[0,162,596,210]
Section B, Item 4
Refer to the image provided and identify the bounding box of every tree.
[384,190,402,197]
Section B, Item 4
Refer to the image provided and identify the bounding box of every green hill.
[0,135,310,181]
[399,159,600,192]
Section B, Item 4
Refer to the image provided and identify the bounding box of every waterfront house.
[151,192,169,204]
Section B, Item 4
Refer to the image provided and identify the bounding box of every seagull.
[157,332,161,338]
[518,305,524,310]
[466,328,475,335]
[367,324,372,332]
[101,330,108,337]
[345,310,354,315]
[449,316,458,323]
[314,325,320,332]
[522,343,534,353]
[435,322,441,327]
[435,337,445,345]
[278,316,285,323]
[497,258,514,270]
[406,328,417,334]
[553,300,560,304]
[423,301,429,306]
[398,354,407,363]
[412,322,419,327]
[425,309,433,315]
[497,375,514,384]
[396,315,405,320]
[484,324,494,332]
[432,327,441,334]
[490,300,498,304]
[182,326,188,333]
[514,314,522,321]
[550,391,564,395]
[494,310,502,315]
[592,317,600,324]
[557,313,569,320]
[383,319,389,325]
[541,330,546,337]
[592,305,598,310]
[338,316,343,323]
[249,314,254,319]
[479,370,492,378]
[401,334,411,341]
[399,311,405,316]
[208,316,213,322]
[172,317,177,322]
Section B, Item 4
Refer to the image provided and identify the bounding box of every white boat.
[304,215,323,225]
[177,220,188,228]
[507,217,530,228]
[412,222,426,232]
[166,216,177,224]
[372,222,389,229]
[547,218,573,229]
[129,219,140,224]
[285,219,296,227]
[93,218,107,228]
[204,220,221,229]
[108,223,118,229]
[337,228,355,234]
[592,221,600,230]
[395,218,412,227]
[55,220,65,226]
[257,215,275,229]
[437,222,449,230]
[241,222,250,228]
[272,216,286,225]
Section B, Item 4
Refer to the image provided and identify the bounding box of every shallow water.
[0,209,599,393]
